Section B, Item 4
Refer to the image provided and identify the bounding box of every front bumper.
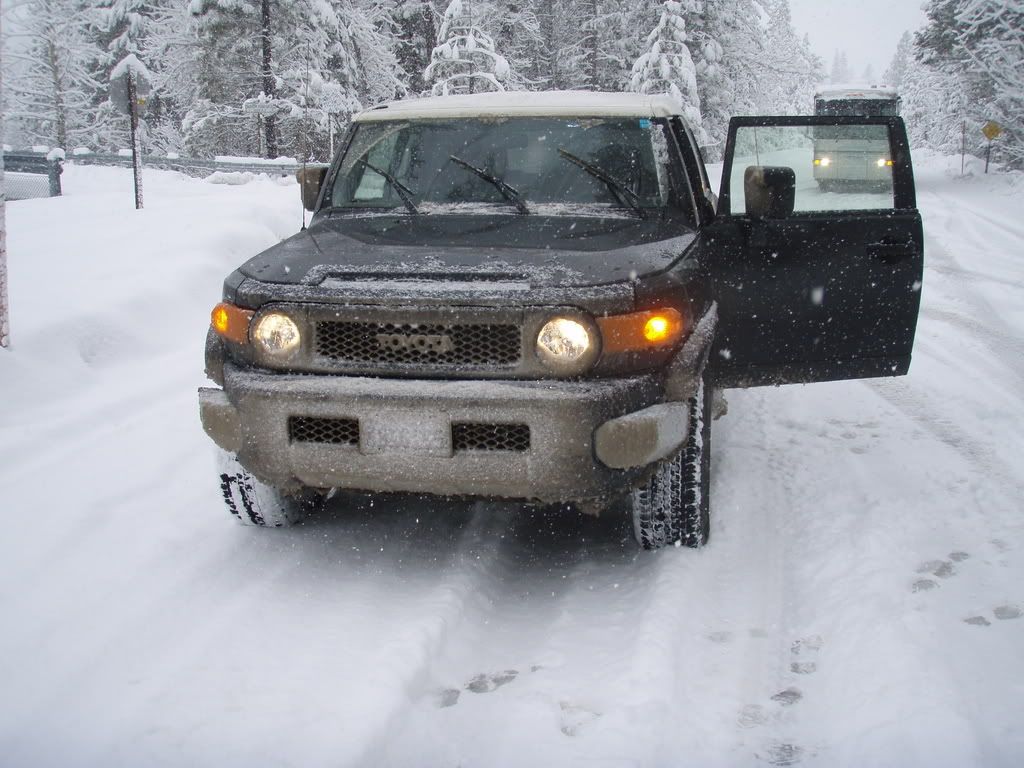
[199,363,690,504]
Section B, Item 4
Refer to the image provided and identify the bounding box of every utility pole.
[1,146,8,350]
[1,68,8,349]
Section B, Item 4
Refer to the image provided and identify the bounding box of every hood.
[239,213,696,289]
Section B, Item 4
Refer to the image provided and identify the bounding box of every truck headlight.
[536,317,598,374]
[814,156,831,167]
[253,312,301,354]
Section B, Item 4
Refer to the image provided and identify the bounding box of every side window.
[728,124,895,215]
[351,131,401,201]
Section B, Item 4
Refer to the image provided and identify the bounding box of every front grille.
[452,422,531,452]
[288,416,359,445]
[315,321,521,368]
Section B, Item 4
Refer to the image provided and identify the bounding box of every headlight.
[814,156,831,167]
[253,312,301,354]
[536,316,598,374]
[877,158,894,167]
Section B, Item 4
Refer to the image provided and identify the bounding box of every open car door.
[702,115,923,387]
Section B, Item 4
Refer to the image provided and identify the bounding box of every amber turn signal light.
[597,308,685,354]
[211,302,254,345]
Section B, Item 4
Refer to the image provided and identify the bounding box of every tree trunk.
[583,0,599,89]
[46,36,67,149]
[261,0,277,158]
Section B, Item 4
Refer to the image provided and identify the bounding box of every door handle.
[867,241,918,264]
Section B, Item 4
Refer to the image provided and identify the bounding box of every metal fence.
[65,151,304,178]
[2,150,306,201]
[3,154,63,200]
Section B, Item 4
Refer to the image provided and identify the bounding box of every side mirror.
[743,166,795,219]
[296,165,328,212]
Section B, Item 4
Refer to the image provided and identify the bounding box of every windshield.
[815,98,900,117]
[328,117,677,215]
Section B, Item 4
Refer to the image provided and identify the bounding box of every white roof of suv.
[353,90,683,122]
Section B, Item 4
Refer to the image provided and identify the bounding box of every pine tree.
[423,0,510,95]
[830,50,850,83]
[760,0,820,114]
[393,0,438,95]
[915,0,1024,167]
[884,31,913,89]
[629,0,706,143]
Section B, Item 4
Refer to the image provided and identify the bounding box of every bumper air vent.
[288,416,359,446]
[452,422,531,452]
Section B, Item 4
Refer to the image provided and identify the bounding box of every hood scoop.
[318,271,534,299]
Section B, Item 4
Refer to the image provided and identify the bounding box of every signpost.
[981,121,1003,174]
[110,56,152,209]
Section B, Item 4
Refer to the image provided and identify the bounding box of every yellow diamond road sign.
[982,121,1003,141]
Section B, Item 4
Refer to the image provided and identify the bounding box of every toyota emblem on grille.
[375,332,455,354]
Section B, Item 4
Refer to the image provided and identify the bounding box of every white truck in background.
[812,85,901,191]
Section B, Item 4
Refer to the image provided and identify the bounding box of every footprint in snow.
[758,741,805,766]
[559,701,601,737]
[771,687,803,707]
[466,669,518,694]
[963,604,1021,626]
[912,553,969,592]
[790,635,822,675]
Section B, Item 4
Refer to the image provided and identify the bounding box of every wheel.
[630,374,712,550]
[216,450,325,527]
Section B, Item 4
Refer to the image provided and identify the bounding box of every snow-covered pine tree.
[884,31,913,89]
[184,0,369,160]
[393,0,438,95]
[346,0,406,109]
[90,0,156,151]
[830,50,850,83]
[424,0,510,95]
[901,48,964,156]
[690,0,762,159]
[759,0,820,114]
[914,0,1023,167]
[2,0,104,149]
[629,0,706,143]
[954,0,1024,167]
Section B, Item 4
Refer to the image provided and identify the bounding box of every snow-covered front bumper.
[199,363,692,504]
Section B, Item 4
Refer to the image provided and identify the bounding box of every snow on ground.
[1,155,1023,767]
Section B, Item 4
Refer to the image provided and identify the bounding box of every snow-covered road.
[2,155,1022,767]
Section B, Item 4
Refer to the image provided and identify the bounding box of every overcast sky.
[789,0,928,83]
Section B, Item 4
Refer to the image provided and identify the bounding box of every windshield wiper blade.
[448,155,530,215]
[360,159,420,215]
[557,148,646,219]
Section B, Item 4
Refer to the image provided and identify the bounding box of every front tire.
[630,375,712,550]
[217,450,325,527]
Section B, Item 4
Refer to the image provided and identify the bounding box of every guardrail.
[65,151,304,178]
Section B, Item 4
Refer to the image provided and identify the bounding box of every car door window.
[728,124,895,214]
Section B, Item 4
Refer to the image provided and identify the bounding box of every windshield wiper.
[448,155,530,215]
[556,148,646,219]
[360,159,420,215]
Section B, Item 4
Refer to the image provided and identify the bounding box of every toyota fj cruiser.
[199,91,922,549]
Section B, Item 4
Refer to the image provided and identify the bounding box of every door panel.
[703,116,923,388]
